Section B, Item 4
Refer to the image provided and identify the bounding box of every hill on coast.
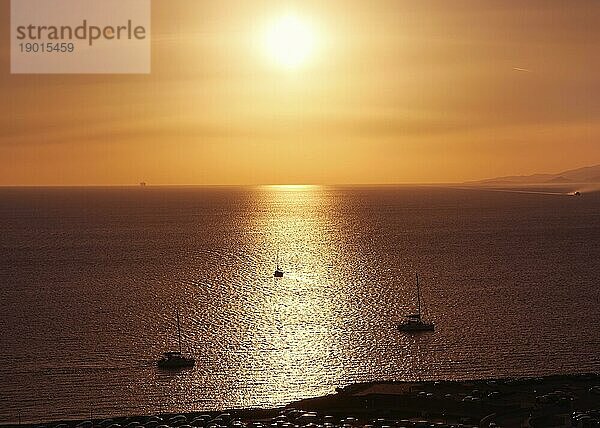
[467,164,600,185]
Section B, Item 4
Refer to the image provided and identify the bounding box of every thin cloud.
[513,67,532,73]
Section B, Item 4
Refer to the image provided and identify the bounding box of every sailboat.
[157,308,195,369]
[273,251,284,277]
[398,273,434,332]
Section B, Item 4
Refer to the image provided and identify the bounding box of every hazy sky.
[1,0,599,185]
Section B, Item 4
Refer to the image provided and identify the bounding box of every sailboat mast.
[416,273,421,316]
[176,308,182,354]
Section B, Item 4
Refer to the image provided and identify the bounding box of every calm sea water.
[1,186,599,423]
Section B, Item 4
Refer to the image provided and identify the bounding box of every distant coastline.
[464,163,600,186]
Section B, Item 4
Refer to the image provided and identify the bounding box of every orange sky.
[1,0,599,185]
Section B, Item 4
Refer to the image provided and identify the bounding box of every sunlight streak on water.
[230,185,344,405]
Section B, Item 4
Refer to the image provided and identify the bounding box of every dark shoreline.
[4,373,599,428]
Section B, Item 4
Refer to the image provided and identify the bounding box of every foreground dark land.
[6,374,600,428]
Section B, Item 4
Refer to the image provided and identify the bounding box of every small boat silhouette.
[157,308,195,369]
[398,273,434,332]
[274,251,284,277]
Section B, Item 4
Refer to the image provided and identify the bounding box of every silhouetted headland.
[465,164,600,186]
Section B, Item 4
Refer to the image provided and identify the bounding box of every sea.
[0,185,599,424]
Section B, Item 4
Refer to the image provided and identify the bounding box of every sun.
[262,13,317,69]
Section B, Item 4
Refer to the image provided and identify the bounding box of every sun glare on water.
[262,13,317,69]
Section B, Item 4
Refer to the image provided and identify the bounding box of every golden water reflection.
[230,185,345,405]
[169,185,437,412]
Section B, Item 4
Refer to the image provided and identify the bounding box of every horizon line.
[0,181,591,189]
[0,182,465,188]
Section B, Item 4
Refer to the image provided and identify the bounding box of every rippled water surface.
[1,186,599,423]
